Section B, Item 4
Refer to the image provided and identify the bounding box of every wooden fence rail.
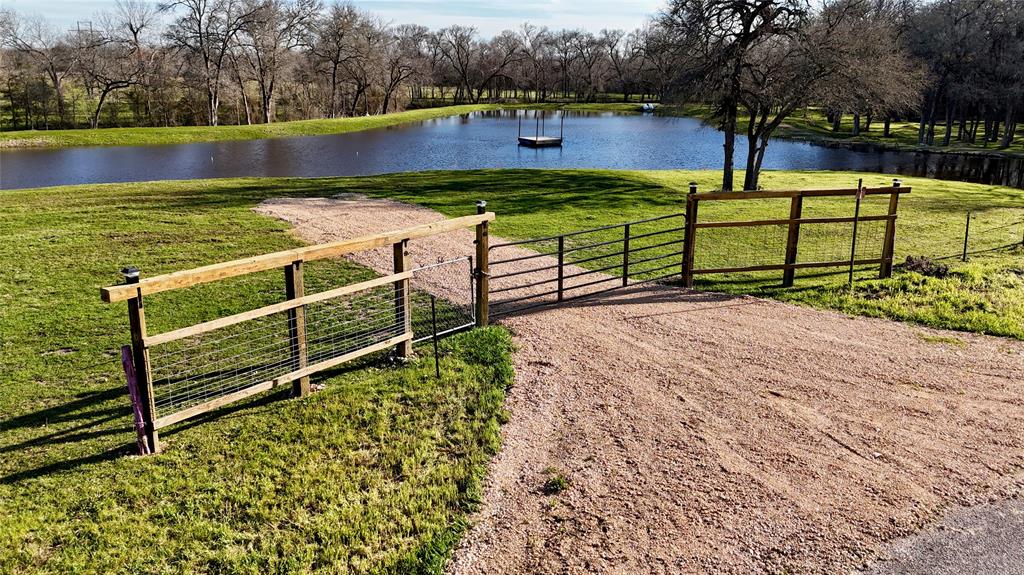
[103,210,494,455]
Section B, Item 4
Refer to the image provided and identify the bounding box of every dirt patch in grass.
[258,195,1024,575]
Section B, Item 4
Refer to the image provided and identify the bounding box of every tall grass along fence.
[488,183,909,316]
[101,209,494,455]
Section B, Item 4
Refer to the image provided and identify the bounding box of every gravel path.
[257,195,1024,574]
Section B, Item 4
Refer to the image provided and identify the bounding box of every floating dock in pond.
[518,111,563,147]
[518,135,563,147]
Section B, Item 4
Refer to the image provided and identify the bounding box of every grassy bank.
[670,104,1024,157]
[0,102,642,149]
[0,179,514,574]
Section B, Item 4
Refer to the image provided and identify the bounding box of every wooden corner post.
[475,200,490,326]
[682,183,699,288]
[123,267,159,454]
[879,179,902,278]
[782,192,804,287]
[393,239,413,358]
[284,260,309,397]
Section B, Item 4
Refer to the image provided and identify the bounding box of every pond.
[2,110,1021,190]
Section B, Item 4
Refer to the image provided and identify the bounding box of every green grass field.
[0,178,515,574]
[0,103,642,149]
[0,168,1021,574]
[671,104,1024,157]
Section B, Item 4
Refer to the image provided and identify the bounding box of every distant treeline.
[0,0,1020,154]
[0,0,676,131]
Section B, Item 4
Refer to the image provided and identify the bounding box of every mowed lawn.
[0,169,1021,574]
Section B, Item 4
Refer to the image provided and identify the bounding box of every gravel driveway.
[257,195,1024,574]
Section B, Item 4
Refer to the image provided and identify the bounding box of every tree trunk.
[942,103,954,146]
[746,135,771,192]
[883,116,891,137]
[742,126,759,191]
[91,88,113,129]
[382,85,395,115]
[241,91,253,125]
[721,98,738,192]
[207,88,219,126]
[918,91,937,145]
[1000,105,1015,148]
[852,113,861,136]
[832,112,842,133]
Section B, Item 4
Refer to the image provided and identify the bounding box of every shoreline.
[0,102,644,150]
[661,105,1024,161]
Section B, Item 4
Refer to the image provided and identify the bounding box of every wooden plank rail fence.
[682,181,909,287]
[103,210,494,455]
[486,182,908,314]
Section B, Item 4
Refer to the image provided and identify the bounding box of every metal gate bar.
[488,213,688,317]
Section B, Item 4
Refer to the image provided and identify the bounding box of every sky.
[5,0,665,36]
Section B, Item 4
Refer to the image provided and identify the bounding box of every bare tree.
[309,1,358,117]
[379,24,426,113]
[113,0,160,124]
[663,0,810,191]
[518,23,553,102]
[339,13,383,115]
[162,0,258,125]
[237,0,319,123]
[436,25,476,103]
[3,14,95,126]
[78,14,150,127]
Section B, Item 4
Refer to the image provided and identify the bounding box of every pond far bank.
[664,104,1024,160]
[0,102,644,150]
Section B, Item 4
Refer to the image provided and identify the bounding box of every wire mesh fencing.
[143,257,477,426]
[147,277,410,421]
[410,257,476,343]
[929,209,1024,261]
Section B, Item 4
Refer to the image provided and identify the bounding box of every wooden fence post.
[879,179,902,278]
[782,193,804,287]
[284,260,309,397]
[123,267,159,454]
[682,183,699,288]
[120,345,150,455]
[393,239,413,358]
[475,201,489,326]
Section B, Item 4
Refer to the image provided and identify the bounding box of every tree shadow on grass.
[126,170,684,220]
[0,387,125,437]
[0,444,131,485]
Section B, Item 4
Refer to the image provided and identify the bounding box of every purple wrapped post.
[121,345,151,455]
